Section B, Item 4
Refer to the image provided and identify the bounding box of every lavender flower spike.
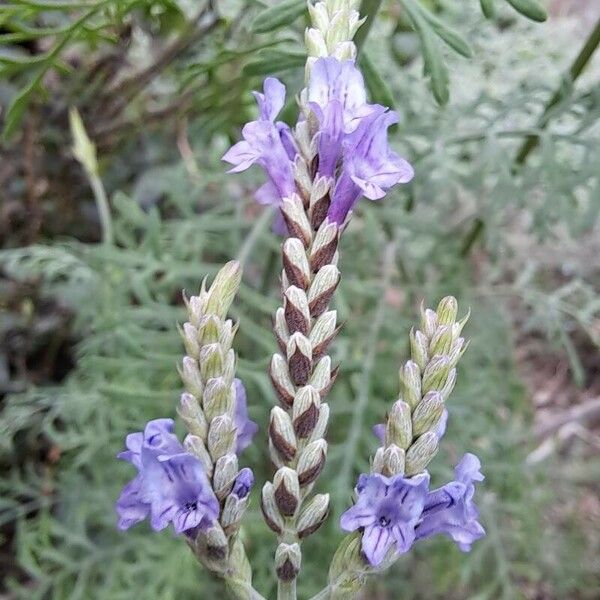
[340,472,430,566]
[416,453,485,551]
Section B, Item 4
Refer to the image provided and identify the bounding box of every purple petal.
[222,140,259,172]
[234,378,259,454]
[362,524,394,566]
[253,77,286,122]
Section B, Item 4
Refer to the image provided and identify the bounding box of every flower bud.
[284,286,311,335]
[405,432,439,475]
[309,356,332,396]
[181,322,200,359]
[204,523,229,561]
[197,314,220,345]
[331,40,356,61]
[399,360,421,409]
[178,392,208,439]
[281,194,313,247]
[207,415,237,462]
[274,307,290,352]
[310,310,338,358]
[276,542,302,582]
[297,439,327,485]
[409,328,429,371]
[310,402,329,442]
[420,305,438,339]
[180,356,204,398]
[310,220,339,271]
[269,406,297,461]
[287,333,313,386]
[382,444,406,477]
[213,453,239,500]
[219,318,236,353]
[436,296,458,325]
[305,27,328,56]
[386,400,412,450]
[293,156,312,201]
[221,493,249,535]
[199,343,224,381]
[270,354,296,408]
[440,367,457,400]
[429,325,453,357]
[184,434,213,476]
[292,386,321,438]
[297,493,330,538]
[308,264,340,317]
[422,355,450,393]
[448,338,468,369]
[412,391,445,436]
[283,238,311,290]
[273,467,300,517]
[372,447,385,474]
[308,2,329,30]
[205,260,242,320]
[186,289,207,328]
[261,482,284,533]
[203,377,234,421]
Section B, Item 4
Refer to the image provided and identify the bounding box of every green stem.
[461,16,600,256]
[354,0,384,51]
[88,171,113,246]
[278,578,297,600]
[308,586,332,600]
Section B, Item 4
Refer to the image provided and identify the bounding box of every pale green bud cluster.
[177,261,251,571]
[373,296,469,477]
[305,0,365,77]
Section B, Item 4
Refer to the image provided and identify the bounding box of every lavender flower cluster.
[115,2,484,598]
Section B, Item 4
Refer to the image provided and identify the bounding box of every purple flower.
[328,108,414,224]
[116,419,219,534]
[222,78,296,204]
[373,408,448,444]
[232,467,254,500]
[340,472,430,566]
[234,378,258,453]
[415,453,485,551]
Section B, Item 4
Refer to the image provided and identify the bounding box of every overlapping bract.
[223,57,413,225]
[340,453,485,566]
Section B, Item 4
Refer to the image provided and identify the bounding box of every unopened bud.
[281,194,313,247]
[213,453,239,500]
[180,356,203,398]
[386,400,412,450]
[203,377,234,421]
[221,493,249,535]
[309,356,332,396]
[270,354,296,408]
[283,238,311,290]
[412,391,444,436]
[184,434,213,476]
[310,310,338,358]
[292,386,321,438]
[297,439,327,485]
[181,322,200,359]
[284,286,311,335]
[204,523,229,561]
[197,314,220,345]
[297,493,330,538]
[275,543,302,582]
[287,333,313,386]
[436,296,458,325]
[331,40,356,61]
[199,343,224,381]
[310,402,329,442]
[448,338,468,369]
[310,220,338,271]
[399,360,421,409]
[178,392,208,439]
[440,368,457,400]
[422,355,450,393]
[305,27,328,56]
[207,415,237,461]
[405,432,439,475]
[269,406,297,461]
[273,467,300,517]
[420,305,438,339]
[274,307,290,352]
[261,482,284,533]
[205,260,242,319]
[382,444,406,477]
[308,264,340,318]
[409,328,429,371]
[308,2,329,30]
[429,325,453,357]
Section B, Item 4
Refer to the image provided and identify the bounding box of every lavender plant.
[115,2,484,598]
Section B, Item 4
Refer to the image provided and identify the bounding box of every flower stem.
[88,171,113,246]
[308,586,332,600]
[278,578,297,600]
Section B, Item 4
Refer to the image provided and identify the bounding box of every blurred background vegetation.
[1,0,599,598]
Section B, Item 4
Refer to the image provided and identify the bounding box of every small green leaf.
[243,49,305,76]
[358,52,395,109]
[418,5,473,58]
[505,0,547,22]
[479,0,496,19]
[401,0,449,105]
[252,0,307,34]
[2,74,40,140]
